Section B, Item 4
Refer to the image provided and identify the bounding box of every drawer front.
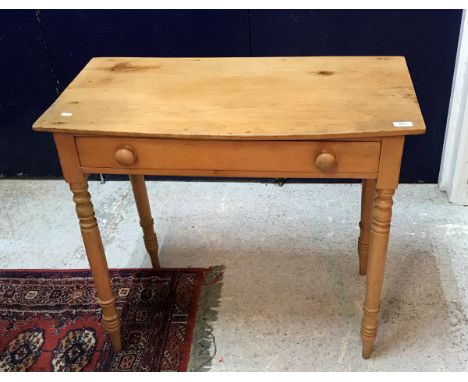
[76,137,380,177]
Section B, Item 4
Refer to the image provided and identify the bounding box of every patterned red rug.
[0,268,210,371]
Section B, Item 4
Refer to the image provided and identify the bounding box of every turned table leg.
[358,179,376,275]
[361,189,394,358]
[71,180,122,351]
[360,136,404,359]
[54,133,122,351]
[130,175,160,269]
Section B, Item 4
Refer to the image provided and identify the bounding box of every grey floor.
[1,180,467,371]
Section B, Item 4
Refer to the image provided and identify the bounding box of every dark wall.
[0,11,61,176]
[0,10,462,182]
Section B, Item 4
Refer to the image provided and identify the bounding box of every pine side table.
[33,57,426,359]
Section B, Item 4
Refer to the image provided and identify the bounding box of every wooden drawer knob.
[115,145,137,166]
[315,150,336,172]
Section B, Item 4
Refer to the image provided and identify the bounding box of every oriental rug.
[0,268,213,372]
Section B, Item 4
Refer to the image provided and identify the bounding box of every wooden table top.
[33,56,425,140]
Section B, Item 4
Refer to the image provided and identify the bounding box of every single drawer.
[76,137,381,178]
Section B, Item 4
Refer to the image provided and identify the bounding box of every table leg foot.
[361,339,374,359]
[99,297,122,351]
[130,175,160,269]
[361,306,379,359]
[141,222,159,270]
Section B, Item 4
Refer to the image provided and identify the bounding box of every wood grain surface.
[34,57,426,139]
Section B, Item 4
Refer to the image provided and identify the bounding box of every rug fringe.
[188,265,224,372]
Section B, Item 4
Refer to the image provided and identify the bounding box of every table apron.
[75,136,381,179]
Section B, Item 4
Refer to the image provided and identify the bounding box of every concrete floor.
[1,180,467,371]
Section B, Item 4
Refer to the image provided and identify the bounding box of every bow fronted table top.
[33,56,425,140]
